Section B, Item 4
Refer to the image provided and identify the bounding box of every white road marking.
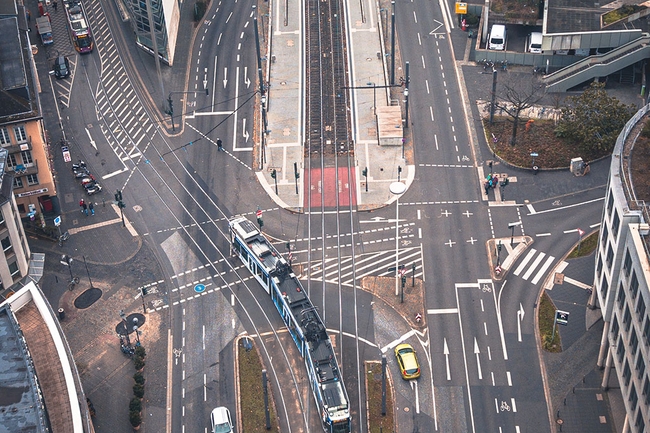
[531,255,556,284]
[522,252,546,280]
[513,249,536,276]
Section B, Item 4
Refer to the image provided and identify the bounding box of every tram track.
[79,0,311,431]
[304,0,366,430]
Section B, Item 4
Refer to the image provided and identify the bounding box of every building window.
[644,319,650,347]
[6,154,16,168]
[612,211,620,239]
[12,177,22,189]
[607,192,614,216]
[0,128,10,146]
[20,150,33,165]
[643,376,650,405]
[636,353,645,379]
[597,254,603,275]
[601,277,609,300]
[637,296,646,318]
[26,174,38,186]
[8,261,19,276]
[624,250,632,277]
[624,306,632,331]
[636,408,645,430]
[618,282,626,307]
[606,245,614,270]
[601,225,609,249]
[624,360,632,386]
[630,271,639,299]
[611,316,620,337]
[0,236,10,251]
[631,329,639,356]
[13,125,26,143]
[617,336,625,363]
[629,383,638,411]
[0,210,5,225]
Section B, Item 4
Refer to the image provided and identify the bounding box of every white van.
[488,25,507,51]
[528,32,542,53]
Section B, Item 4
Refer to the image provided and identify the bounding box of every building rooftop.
[0,14,39,122]
[0,282,92,433]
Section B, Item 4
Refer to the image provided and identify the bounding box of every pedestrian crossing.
[304,247,423,287]
[512,248,557,284]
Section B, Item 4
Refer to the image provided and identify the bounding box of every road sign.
[54,215,61,226]
[577,228,585,236]
[455,2,467,13]
[194,284,206,293]
[256,209,262,218]
[399,267,407,277]
[530,152,539,157]
[555,310,569,326]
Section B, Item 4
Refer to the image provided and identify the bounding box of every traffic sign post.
[256,208,263,229]
[551,310,570,342]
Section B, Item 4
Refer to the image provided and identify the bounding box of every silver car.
[211,407,233,433]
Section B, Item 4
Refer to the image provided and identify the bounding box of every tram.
[229,216,352,433]
[64,0,93,53]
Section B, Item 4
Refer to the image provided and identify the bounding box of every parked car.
[210,407,233,433]
[52,56,70,78]
[394,343,421,380]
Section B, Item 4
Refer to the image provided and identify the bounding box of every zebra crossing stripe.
[522,252,546,280]
[531,255,555,285]
[513,249,537,276]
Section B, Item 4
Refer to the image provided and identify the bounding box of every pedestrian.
[484,181,490,196]
[26,9,31,26]
[82,202,88,216]
[582,162,590,176]
[89,202,94,215]
[217,138,223,152]
[52,0,57,12]
[79,198,85,212]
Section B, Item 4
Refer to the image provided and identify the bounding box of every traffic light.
[362,167,368,177]
[257,217,264,228]
[401,276,407,287]
[286,242,291,250]
[271,169,277,179]
[141,287,148,296]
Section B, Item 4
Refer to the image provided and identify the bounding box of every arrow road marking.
[428,19,443,34]
[85,128,97,150]
[242,118,249,142]
[443,338,451,380]
[411,380,420,414]
[223,67,228,88]
[474,337,482,380]
[244,66,251,88]
[517,303,525,342]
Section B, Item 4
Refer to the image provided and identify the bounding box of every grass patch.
[567,231,599,259]
[538,292,562,352]
[366,362,395,433]
[603,4,646,26]
[238,339,279,433]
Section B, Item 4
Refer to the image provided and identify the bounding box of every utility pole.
[390,1,396,85]
[404,61,410,128]
[490,68,498,124]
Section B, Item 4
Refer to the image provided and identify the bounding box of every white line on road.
[444,338,451,380]
[535,232,551,237]
[428,308,459,314]
[412,380,420,413]
[513,249,536,276]
[530,197,605,215]
[522,252,546,280]
[507,371,512,386]
[474,337,482,380]
[511,398,517,412]
[563,228,578,233]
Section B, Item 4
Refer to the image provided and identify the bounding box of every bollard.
[58,308,65,320]
[564,398,566,405]
[572,386,575,394]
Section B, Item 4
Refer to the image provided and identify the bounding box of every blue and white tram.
[229,216,351,433]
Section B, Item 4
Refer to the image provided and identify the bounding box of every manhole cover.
[74,287,102,309]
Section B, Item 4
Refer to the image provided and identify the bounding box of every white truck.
[36,15,53,45]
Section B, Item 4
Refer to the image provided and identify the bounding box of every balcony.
[1,137,32,154]
[7,160,38,177]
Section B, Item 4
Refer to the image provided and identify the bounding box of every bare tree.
[493,78,545,145]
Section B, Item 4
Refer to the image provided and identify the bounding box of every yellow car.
[394,343,421,379]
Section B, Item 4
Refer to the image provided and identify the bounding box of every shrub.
[133,371,145,385]
[133,383,145,399]
[129,397,142,413]
[134,357,145,371]
[134,345,146,359]
[129,410,142,427]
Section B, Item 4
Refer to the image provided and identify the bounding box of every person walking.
[79,198,85,212]
[52,0,57,12]
[89,202,94,215]
[217,138,223,152]
[82,202,88,216]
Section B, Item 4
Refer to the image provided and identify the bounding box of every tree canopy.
[555,82,636,153]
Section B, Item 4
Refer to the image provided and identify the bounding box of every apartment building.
[594,105,650,432]
[0,11,57,220]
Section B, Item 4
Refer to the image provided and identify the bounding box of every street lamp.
[390,181,407,298]
[133,325,141,346]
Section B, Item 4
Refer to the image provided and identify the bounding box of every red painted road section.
[305,167,357,208]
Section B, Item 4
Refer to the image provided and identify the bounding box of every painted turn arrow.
[474,337,482,380]
[443,338,451,380]
[517,303,525,342]
[223,67,228,88]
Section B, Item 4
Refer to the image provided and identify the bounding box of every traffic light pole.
[140,287,147,314]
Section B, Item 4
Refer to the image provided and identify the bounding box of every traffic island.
[486,236,533,281]
[236,336,279,433]
[365,361,395,433]
[361,276,426,329]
